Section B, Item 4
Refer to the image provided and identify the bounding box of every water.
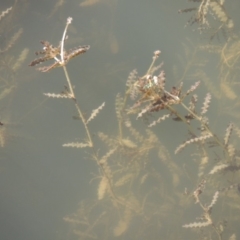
[0,0,240,239]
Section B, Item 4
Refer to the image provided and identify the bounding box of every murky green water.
[0,0,240,239]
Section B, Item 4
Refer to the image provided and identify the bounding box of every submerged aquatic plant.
[179,0,234,39]
[28,3,240,237]
[29,17,96,148]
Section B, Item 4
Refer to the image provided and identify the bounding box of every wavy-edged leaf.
[86,102,105,124]
[183,221,211,228]
[209,163,229,174]
[0,7,12,21]
[44,92,72,98]
[62,142,91,148]
[175,134,212,154]
[115,93,124,121]
[201,93,211,115]
[224,122,233,146]
[148,114,170,127]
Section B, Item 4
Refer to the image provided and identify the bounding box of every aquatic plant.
[28,1,240,238]
[0,2,29,145]
[178,0,234,39]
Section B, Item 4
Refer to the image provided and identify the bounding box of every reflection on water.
[1,0,240,239]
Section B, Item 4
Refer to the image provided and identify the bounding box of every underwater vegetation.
[29,1,240,237]
[0,1,29,146]
[178,0,234,39]
[1,0,240,239]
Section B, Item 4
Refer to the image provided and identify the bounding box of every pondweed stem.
[180,101,229,158]
[62,65,93,147]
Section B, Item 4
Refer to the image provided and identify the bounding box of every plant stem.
[62,65,93,147]
[180,101,229,157]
